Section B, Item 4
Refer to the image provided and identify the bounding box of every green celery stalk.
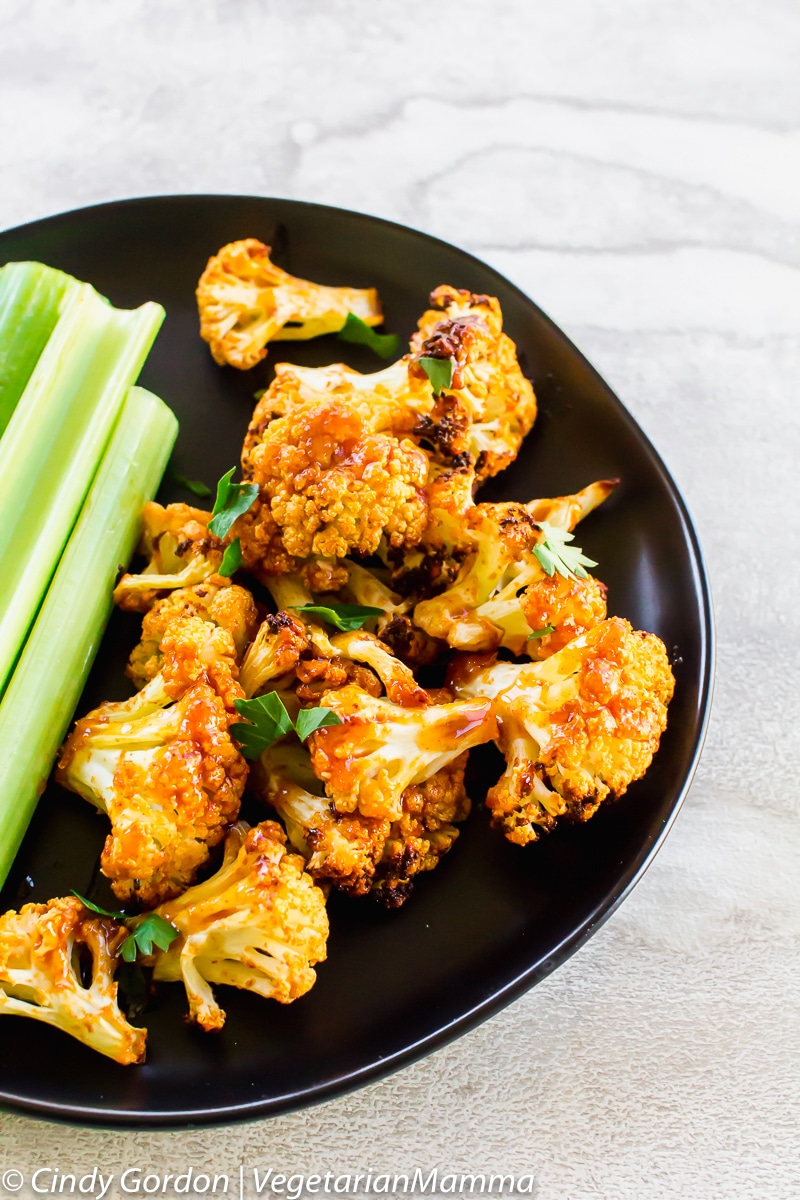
[0,261,81,438]
[0,385,178,887]
[0,284,164,696]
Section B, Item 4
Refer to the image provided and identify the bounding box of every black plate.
[0,196,713,1127]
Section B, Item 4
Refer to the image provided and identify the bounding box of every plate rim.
[0,193,715,1127]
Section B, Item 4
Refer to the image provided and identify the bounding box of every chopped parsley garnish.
[72,892,127,919]
[294,603,383,631]
[72,893,178,961]
[231,694,342,760]
[120,913,179,962]
[533,522,597,581]
[207,468,259,540]
[418,355,454,395]
[337,312,400,360]
[219,537,242,577]
[231,693,294,759]
[294,707,344,742]
[527,624,556,640]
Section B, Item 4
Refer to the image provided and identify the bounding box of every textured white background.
[2,2,800,1198]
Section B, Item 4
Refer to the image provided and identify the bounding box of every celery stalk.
[0,285,164,696]
[0,385,178,887]
[0,262,80,438]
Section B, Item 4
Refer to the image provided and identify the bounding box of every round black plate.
[0,197,713,1127]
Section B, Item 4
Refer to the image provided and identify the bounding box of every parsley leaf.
[418,355,454,395]
[207,468,259,540]
[219,537,242,577]
[533,522,598,581]
[72,891,129,920]
[73,892,178,963]
[295,707,342,742]
[295,603,383,631]
[169,469,212,499]
[337,312,400,360]
[231,693,342,758]
[527,624,556,640]
[121,914,179,962]
[231,693,295,760]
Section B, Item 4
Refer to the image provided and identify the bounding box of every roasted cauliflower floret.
[451,617,675,846]
[113,502,224,612]
[522,572,609,658]
[127,581,258,689]
[410,285,537,479]
[237,285,538,568]
[256,744,470,907]
[239,611,310,698]
[255,742,388,898]
[197,238,382,370]
[308,684,494,821]
[241,359,433,470]
[0,896,146,1064]
[151,820,328,1031]
[328,630,429,707]
[372,755,471,907]
[241,398,431,562]
[339,560,441,667]
[57,618,248,906]
[413,481,615,655]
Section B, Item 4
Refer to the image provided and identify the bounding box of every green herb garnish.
[72,892,178,962]
[533,522,597,581]
[294,707,343,742]
[527,624,556,640]
[231,693,294,759]
[295,603,383,632]
[169,470,212,498]
[418,355,454,395]
[231,693,342,760]
[120,913,179,962]
[337,312,400,360]
[219,537,243,577]
[72,891,127,919]
[207,468,259,540]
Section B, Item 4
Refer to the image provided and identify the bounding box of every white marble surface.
[2,2,800,1198]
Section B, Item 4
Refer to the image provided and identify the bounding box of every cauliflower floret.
[113,502,225,612]
[237,285,538,568]
[256,744,470,907]
[127,580,258,689]
[451,617,675,846]
[328,630,429,707]
[255,742,388,898]
[410,285,537,480]
[371,756,471,907]
[0,896,146,1064]
[151,820,328,1031]
[241,398,431,561]
[57,618,248,906]
[308,684,494,821]
[239,611,310,698]
[241,359,432,472]
[197,238,382,370]
[413,481,615,655]
[521,572,608,659]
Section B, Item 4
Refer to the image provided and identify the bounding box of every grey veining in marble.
[1,2,799,1198]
